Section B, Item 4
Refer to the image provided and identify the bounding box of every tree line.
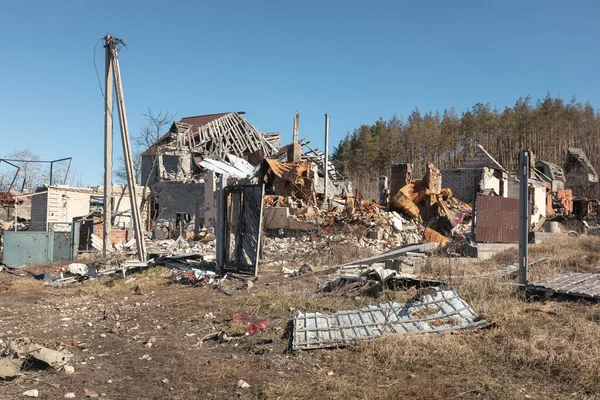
[332,94,600,196]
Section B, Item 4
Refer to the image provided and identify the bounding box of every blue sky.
[0,0,599,185]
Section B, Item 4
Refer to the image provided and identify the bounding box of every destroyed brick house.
[139,111,351,233]
[139,112,279,231]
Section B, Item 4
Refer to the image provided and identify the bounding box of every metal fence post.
[519,151,530,293]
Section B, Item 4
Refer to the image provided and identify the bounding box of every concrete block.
[367,228,384,240]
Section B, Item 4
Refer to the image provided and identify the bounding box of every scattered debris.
[64,393,76,399]
[292,289,486,350]
[282,264,313,277]
[237,379,251,389]
[83,388,99,398]
[4,338,73,370]
[22,389,39,397]
[322,265,444,294]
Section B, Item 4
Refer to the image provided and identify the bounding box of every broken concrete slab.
[340,242,437,268]
[0,357,22,379]
[9,338,73,369]
[67,263,97,277]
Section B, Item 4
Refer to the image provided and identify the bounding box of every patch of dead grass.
[70,266,170,296]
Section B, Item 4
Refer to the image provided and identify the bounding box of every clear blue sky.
[1,0,599,186]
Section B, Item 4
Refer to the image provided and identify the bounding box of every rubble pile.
[145,235,216,259]
[389,162,473,242]
[261,228,423,268]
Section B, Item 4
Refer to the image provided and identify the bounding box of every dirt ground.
[2,237,600,399]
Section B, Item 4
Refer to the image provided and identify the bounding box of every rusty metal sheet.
[264,159,311,184]
[475,195,520,243]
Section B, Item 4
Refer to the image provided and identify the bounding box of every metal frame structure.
[0,157,71,190]
[218,183,264,276]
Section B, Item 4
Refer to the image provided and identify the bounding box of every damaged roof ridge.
[180,111,245,120]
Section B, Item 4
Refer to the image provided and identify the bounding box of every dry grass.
[2,236,600,399]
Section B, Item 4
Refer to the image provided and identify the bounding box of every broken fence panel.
[527,272,600,301]
[292,289,485,350]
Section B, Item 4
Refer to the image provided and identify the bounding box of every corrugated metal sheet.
[528,272,600,300]
[475,195,520,243]
[292,290,485,350]
[2,230,73,267]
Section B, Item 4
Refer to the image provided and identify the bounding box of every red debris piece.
[232,314,269,336]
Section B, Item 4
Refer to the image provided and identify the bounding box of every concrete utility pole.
[323,113,330,202]
[103,34,114,257]
[104,35,147,262]
[518,150,530,292]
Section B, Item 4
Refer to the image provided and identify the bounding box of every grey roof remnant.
[527,272,600,301]
[460,144,506,172]
[565,148,599,183]
[292,289,486,350]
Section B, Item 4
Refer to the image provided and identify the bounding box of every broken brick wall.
[152,181,205,223]
[440,168,483,203]
[390,164,413,197]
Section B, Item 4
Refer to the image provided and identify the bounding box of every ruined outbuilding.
[29,185,148,232]
[564,148,599,197]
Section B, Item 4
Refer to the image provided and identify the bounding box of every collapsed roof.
[141,112,279,160]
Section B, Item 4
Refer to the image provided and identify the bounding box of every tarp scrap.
[292,289,486,350]
[231,314,269,336]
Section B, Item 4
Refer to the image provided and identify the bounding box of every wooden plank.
[228,113,256,153]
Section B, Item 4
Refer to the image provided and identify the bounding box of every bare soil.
[2,237,600,399]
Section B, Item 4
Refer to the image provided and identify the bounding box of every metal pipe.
[323,113,330,203]
[519,151,530,292]
[64,158,72,185]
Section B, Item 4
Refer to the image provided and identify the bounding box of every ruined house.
[563,148,599,197]
[270,141,351,198]
[140,112,279,228]
[29,184,148,234]
[440,145,508,203]
[535,160,566,192]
